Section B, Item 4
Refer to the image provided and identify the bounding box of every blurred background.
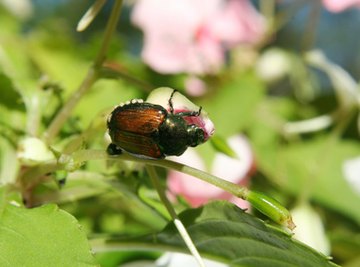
[0,0,359,266]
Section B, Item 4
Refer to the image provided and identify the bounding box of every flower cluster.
[131,0,265,75]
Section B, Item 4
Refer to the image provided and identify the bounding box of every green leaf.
[0,137,19,184]
[0,203,97,267]
[204,73,265,137]
[248,96,360,225]
[255,137,360,225]
[0,72,24,110]
[29,42,89,94]
[104,202,336,267]
[210,135,237,158]
[73,79,140,129]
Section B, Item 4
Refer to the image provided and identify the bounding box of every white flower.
[256,48,291,83]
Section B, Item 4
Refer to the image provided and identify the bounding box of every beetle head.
[187,125,205,147]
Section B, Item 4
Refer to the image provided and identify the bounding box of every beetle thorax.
[156,116,190,156]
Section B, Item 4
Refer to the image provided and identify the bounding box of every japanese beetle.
[107,90,205,159]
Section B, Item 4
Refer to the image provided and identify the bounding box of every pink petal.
[189,28,225,74]
[141,34,191,74]
[132,0,265,75]
[228,196,251,210]
[167,135,255,208]
[208,0,266,46]
[167,148,223,207]
[211,135,255,184]
[322,0,360,12]
[184,76,207,97]
[131,0,266,75]
[131,0,200,73]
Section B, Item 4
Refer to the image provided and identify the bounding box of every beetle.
[107,90,205,159]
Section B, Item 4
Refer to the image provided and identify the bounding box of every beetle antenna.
[169,89,177,114]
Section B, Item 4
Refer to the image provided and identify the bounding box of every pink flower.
[184,76,207,97]
[167,135,255,209]
[322,0,360,12]
[131,0,266,75]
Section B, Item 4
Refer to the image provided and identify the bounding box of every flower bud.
[147,87,215,141]
[17,137,55,166]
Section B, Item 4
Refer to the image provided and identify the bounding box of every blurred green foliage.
[0,1,359,266]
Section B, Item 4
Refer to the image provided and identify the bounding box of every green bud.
[246,191,295,230]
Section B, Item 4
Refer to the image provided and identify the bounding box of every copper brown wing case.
[108,103,167,158]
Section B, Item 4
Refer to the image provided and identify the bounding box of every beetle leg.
[168,89,202,117]
[196,106,202,116]
[168,89,178,114]
[176,106,202,117]
[107,143,123,156]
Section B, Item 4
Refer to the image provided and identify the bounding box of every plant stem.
[72,150,294,229]
[146,165,205,267]
[301,0,321,52]
[73,150,250,199]
[26,92,41,137]
[43,0,123,144]
[94,0,123,67]
[260,0,275,21]
[43,68,98,143]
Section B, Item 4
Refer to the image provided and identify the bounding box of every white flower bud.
[17,137,55,166]
[256,48,291,83]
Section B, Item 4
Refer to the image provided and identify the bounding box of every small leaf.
[77,0,107,32]
[0,72,24,110]
[0,203,97,266]
[210,135,237,158]
[0,137,19,184]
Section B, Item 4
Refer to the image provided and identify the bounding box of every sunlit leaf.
[0,203,97,266]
